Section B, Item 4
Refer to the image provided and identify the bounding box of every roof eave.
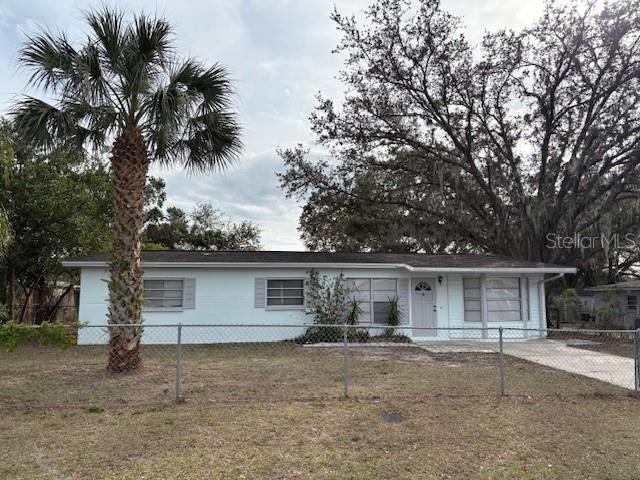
[62,260,576,274]
[584,285,640,292]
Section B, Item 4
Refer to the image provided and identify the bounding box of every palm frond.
[58,97,118,146]
[144,58,241,172]
[130,13,173,66]
[117,14,174,102]
[18,29,77,91]
[85,7,126,69]
[11,96,97,149]
[167,110,242,173]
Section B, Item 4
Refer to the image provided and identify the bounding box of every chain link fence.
[1,323,638,409]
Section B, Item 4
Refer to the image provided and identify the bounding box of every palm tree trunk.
[107,126,149,373]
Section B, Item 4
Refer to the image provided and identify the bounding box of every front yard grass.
[2,397,640,479]
[0,342,628,407]
[1,342,638,478]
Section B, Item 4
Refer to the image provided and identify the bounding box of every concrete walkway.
[418,340,635,390]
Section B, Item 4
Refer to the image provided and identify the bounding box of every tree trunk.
[0,267,7,306]
[607,256,617,284]
[107,126,149,373]
[7,263,15,319]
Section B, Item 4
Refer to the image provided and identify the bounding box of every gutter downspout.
[538,273,566,335]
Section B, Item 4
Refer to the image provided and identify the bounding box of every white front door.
[412,278,437,336]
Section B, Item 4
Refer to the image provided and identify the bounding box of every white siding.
[76,267,551,344]
[397,278,409,325]
[528,275,543,336]
[78,266,414,344]
[447,275,464,328]
[436,276,450,338]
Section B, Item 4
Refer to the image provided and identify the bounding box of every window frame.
[463,276,482,323]
[463,275,528,327]
[265,278,305,310]
[346,277,399,325]
[485,276,522,323]
[143,278,185,311]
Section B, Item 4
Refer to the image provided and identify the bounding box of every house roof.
[63,250,576,273]
[583,280,640,292]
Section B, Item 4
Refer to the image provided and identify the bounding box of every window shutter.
[398,278,409,324]
[254,278,266,308]
[183,278,196,309]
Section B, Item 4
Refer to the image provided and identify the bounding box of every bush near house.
[296,271,410,344]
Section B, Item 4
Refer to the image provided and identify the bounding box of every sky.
[0,0,544,250]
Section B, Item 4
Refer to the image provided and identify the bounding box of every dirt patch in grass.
[2,397,640,479]
[429,352,499,366]
[316,345,442,363]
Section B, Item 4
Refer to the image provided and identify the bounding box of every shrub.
[594,292,620,329]
[294,325,371,344]
[346,300,361,326]
[304,270,352,325]
[384,296,400,337]
[296,270,350,343]
[0,321,79,352]
[550,288,582,325]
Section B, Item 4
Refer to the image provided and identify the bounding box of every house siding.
[588,290,640,329]
[77,267,549,344]
[79,266,414,344]
[447,274,464,329]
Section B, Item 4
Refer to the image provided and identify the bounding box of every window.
[266,279,304,307]
[463,278,481,323]
[346,278,398,324]
[347,279,371,322]
[486,277,521,322]
[144,279,184,309]
[628,295,638,312]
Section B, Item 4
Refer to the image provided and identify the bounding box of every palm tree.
[12,8,241,371]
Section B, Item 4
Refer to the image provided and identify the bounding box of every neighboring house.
[63,251,575,344]
[582,281,640,329]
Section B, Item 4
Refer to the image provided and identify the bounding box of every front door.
[412,278,437,336]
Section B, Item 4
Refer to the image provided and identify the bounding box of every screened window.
[486,277,521,322]
[266,279,304,307]
[144,279,184,309]
[346,278,398,324]
[463,278,481,323]
[628,295,638,312]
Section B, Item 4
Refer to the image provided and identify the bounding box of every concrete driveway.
[418,340,635,390]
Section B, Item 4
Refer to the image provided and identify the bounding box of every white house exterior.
[63,251,576,344]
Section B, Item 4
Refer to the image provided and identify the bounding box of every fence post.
[343,323,349,398]
[499,327,506,396]
[175,323,183,403]
[635,329,640,394]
